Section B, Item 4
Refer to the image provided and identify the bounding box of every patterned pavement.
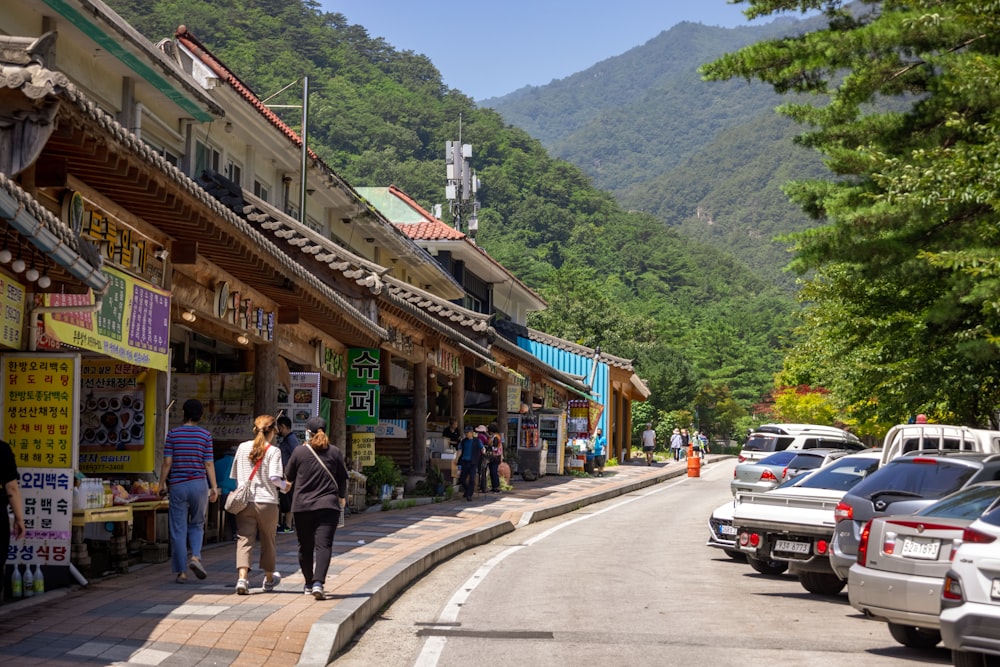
[0,457,709,666]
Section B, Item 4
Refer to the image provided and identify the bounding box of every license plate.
[719,524,737,536]
[991,578,1000,600]
[900,536,940,560]
[775,539,810,554]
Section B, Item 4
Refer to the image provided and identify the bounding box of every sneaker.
[311,582,324,600]
[304,585,312,595]
[262,571,281,592]
[236,578,249,595]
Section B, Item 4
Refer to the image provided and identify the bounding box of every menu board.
[78,359,154,474]
[1,354,78,468]
[169,373,255,445]
[41,266,170,371]
[277,372,320,436]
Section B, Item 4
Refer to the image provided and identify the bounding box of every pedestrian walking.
[214,445,238,541]
[475,424,490,493]
[670,428,683,462]
[458,425,483,501]
[641,422,656,466]
[283,416,347,600]
[680,428,690,456]
[275,415,299,533]
[159,399,219,584]
[230,414,285,594]
[592,427,607,476]
[696,430,709,459]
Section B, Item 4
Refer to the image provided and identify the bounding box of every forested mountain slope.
[486,19,827,291]
[105,0,797,421]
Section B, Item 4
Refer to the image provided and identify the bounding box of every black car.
[829,451,1000,580]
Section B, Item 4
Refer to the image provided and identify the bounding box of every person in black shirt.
[442,418,461,452]
[457,426,483,501]
[1,440,25,599]
[283,416,348,599]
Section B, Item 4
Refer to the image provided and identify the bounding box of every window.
[194,140,220,177]
[226,158,243,187]
[254,180,269,203]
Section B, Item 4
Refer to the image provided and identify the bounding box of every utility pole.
[445,115,480,238]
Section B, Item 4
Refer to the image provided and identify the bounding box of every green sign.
[346,348,380,426]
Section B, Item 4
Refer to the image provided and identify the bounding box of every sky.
[321,1,762,100]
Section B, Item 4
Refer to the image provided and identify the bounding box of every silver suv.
[739,423,865,463]
[830,452,1000,580]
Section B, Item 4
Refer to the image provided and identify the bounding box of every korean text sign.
[3,354,78,468]
[346,348,379,426]
[8,468,72,565]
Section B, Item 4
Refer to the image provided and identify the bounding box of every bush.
[363,456,404,497]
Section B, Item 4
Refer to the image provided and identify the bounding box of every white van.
[878,423,1000,465]
[738,423,865,463]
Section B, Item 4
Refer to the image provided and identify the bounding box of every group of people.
[159,399,348,599]
[444,418,504,500]
[640,423,710,464]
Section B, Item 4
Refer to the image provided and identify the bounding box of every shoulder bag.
[304,445,346,527]
[225,445,268,514]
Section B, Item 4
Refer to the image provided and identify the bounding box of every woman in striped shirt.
[160,399,219,584]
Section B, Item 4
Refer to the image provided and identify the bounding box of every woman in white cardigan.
[230,414,285,594]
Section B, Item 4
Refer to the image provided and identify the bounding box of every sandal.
[188,558,207,580]
[175,573,188,584]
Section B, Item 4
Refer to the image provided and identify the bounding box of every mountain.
[484,19,827,290]
[103,0,798,421]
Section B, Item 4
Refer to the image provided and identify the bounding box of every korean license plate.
[719,524,737,536]
[900,537,940,560]
[991,578,1000,600]
[775,539,810,554]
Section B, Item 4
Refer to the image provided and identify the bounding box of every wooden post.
[254,340,278,420]
[413,360,427,474]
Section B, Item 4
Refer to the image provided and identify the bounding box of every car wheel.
[746,555,787,575]
[723,549,746,561]
[797,571,846,596]
[887,622,940,649]
[951,649,1000,667]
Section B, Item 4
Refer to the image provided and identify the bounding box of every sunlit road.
[331,460,950,666]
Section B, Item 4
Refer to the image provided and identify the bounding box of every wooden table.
[130,499,169,543]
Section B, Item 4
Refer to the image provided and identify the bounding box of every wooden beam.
[172,241,198,265]
[277,306,299,324]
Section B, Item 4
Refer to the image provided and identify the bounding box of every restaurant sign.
[1,353,78,469]
[346,348,379,426]
[40,266,170,371]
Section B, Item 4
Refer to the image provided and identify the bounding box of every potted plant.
[363,456,405,501]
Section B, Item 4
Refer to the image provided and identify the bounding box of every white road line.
[413,474,692,666]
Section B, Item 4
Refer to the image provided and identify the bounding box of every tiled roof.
[385,279,490,333]
[23,62,385,342]
[525,328,636,371]
[398,220,465,241]
[490,334,592,394]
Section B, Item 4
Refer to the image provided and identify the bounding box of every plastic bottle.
[32,564,44,595]
[22,563,34,598]
[103,480,112,507]
[10,564,22,599]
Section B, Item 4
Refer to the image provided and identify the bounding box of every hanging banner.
[10,468,73,566]
[346,348,380,426]
[78,359,154,473]
[41,266,170,371]
[2,354,78,468]
[351,431,376,467]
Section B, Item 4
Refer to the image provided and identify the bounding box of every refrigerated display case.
[538,413,565,475]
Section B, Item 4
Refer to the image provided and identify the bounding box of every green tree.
[703,0,1000,428]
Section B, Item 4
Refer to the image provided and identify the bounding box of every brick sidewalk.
[0,458,707,666]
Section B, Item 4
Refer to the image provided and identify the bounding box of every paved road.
[0,456,694,666]
[332,459,952,667]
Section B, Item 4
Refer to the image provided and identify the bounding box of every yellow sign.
[2,354,78,468]
[351,431,376,467]
[78,359,155,474]
[41,266,170,371]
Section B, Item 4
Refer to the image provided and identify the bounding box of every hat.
[475,425,488,433]
[464,424,476,433]
[305,416,327,433]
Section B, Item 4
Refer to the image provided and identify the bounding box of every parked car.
[782,448,857,480]
[830,452,1000,581]
[848,481,1000,649]
[879,423,1000,466]
[707,498,743,560]
[733,451,882,593]
[940,505,1000,666]
[731,450,799,496]
[738,423,865,463]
